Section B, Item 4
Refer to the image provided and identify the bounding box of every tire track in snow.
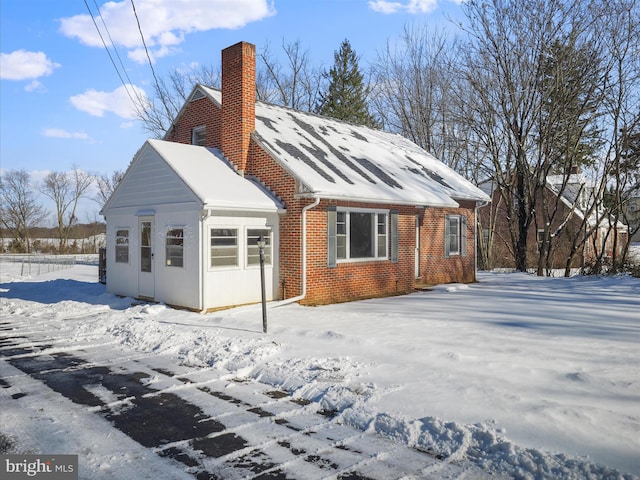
[0,321,489,479]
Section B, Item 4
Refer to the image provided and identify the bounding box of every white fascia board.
[296,191,460,209]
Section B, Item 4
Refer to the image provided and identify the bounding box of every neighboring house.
[622,193,640,243]
[102,42,489,311]
[479,170,628,270]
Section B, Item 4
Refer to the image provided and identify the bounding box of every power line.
[82,0,142,112]
[92,0,136,89]
[130,0,172,123]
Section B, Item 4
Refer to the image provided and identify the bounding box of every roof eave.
[296,191,460,208]
[203,204,286,214]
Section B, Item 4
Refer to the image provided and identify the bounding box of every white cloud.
[369,1,404,13]
[69,84,147,119]
[43,128,91,141]
[369,0,439,14]
[59,0,275,64]
[127,45,177,64]
[0,50,60,80]
[24,80,46,93]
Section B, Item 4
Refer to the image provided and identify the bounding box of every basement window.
[192,126,206,146]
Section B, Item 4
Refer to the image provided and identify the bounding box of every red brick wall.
[165,96,221,149]
[419,201,477,285]
[246,140,304,299]
[302,201,416,305]
[479,187,609,269]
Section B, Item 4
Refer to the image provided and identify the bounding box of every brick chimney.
[221,41,256,176]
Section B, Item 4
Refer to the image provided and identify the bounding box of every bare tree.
[40,167,94,253]
[135,39,323,138]
[95,169,125,208]
[257,38,324,111]
[371,25,468,171]
[136,64,221,139]
[460,0,606,273]
[0,169,48,253]
[593,0,640,273]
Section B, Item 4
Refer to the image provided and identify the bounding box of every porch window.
[327,207,391,266]
[445,215,467,257]
[247,228,272,265]
[211,228,238,267]
[165,228,184,267]
[115,229,129,263]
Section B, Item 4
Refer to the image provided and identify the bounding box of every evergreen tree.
[316,39,378,128]
[537,38,603,175]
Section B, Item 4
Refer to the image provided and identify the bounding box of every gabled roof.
[196,85,489,207]
[102,139,284,214]
[151,139,284,212]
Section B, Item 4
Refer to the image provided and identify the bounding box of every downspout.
[475,200,490,281]
[272,196,320,307]
[200,208,209,312]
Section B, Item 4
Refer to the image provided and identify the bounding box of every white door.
[415,215,420,278]
[138,217,155,299]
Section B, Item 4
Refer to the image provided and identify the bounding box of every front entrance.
[138,217,155,299]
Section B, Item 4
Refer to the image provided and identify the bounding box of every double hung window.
[445,215,467,257]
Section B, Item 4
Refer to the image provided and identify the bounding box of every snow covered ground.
[0,262,638,479]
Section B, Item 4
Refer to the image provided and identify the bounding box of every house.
[621,193,640,243]
[478,170,628,270]
[102,41,490,311]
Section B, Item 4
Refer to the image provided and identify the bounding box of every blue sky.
[1,0,464,220]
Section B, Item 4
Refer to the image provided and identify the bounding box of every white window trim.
[336,207,389,263]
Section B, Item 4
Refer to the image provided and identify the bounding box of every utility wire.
[130,0,173,124]
[82,0,140,111]
[92,0,136,90]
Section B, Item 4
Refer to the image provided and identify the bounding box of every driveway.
[0,318,490,479]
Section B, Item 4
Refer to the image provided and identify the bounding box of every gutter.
[272,196,320,307]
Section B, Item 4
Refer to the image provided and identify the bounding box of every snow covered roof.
[478,175,627,230]
[149,139,284,212]
[102,139,284,215]
[199,86,489,207]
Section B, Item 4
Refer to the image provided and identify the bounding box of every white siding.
[152,210,202,310]
[105,215,138,299]
[202,212,280,310]
[107,144,200,210]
